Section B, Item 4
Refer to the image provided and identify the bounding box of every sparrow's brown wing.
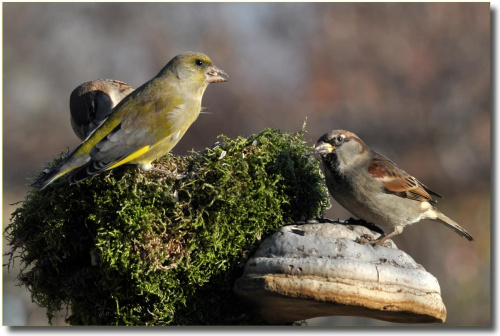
[368,153,442,203]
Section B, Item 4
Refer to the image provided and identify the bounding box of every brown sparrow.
[70,79,135,140]
[315,130,474,245]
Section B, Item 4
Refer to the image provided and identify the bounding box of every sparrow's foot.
[355,234,375,244]
[368,230,400,247]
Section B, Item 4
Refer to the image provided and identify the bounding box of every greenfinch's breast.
[130,100,202,167]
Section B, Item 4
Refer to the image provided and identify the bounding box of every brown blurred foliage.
[3,3,490,326]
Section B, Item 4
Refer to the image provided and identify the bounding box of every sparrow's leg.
[369,226,404,246]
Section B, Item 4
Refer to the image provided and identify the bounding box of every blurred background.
[3,3,490,326]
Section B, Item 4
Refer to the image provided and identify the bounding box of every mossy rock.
[5,127,330,325]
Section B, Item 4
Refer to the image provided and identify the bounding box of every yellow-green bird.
[33,52,228,190]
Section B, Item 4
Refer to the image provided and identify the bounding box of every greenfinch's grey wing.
[68,128,151,184]
[68,111,176,184]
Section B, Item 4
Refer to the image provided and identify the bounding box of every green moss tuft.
[5,127,330,325]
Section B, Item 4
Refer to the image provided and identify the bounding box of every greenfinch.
[70,79,135,141]
[33,52,228,190]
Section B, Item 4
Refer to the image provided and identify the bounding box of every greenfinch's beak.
[206,65,229,83]
[315,142,335,155]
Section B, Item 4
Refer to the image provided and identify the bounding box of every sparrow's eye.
[336,135,344,143]
[195,59,204,67]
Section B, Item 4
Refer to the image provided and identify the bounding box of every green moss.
[5,127,330,325]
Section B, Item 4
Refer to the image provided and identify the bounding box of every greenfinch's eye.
[195,59,203,67]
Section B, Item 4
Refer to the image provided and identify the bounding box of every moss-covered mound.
[5,127,329,325]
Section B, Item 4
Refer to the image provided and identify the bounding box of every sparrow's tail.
[435,211,474,241]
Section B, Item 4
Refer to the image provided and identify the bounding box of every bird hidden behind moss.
[5,127,329,326]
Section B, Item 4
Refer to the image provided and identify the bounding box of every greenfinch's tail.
[32,168,67,190]
[32,147,89,190]
[32,162,102,190]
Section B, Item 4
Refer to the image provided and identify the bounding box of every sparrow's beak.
[315,142,335,155]
[206,65,229,83]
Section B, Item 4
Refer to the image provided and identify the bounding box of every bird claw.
[356,234,375,244]
[365,234,397,248]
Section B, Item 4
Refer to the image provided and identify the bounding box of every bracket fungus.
[234,222,447,324]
